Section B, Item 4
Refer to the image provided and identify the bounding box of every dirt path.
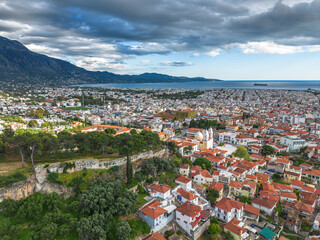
[0,162,28,175]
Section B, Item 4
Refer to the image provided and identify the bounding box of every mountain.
[0,36,220,85]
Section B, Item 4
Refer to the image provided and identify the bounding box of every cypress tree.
[126,155,133,185]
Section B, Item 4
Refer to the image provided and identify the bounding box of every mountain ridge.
[0,36,221,85]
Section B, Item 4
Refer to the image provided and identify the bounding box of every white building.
[176,202,202,236]
[193,170,213,185]
[280,136,308,152]
[214,198,244,223]
[175,175,192,191]
[252,198,277,216]
[148,184,171,199]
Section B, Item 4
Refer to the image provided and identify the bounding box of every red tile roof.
[244,203,260,215]
[175,175,192,184]
[140,200,167,219]
[252,197,277,209]
[224,218,247,237]
[177,188,198,201]
[210,182,224,192]
[215,198,244,212]
[176,202,201,218]
[149,184,171,194]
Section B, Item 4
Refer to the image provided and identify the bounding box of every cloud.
[206,49,221,57]
[230,41,320,54]
[141,60,150,63]
[161,61,193,67]
[0,0,319,71]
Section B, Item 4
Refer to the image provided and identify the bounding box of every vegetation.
[233,146,251,160]
[0,129,161,168]
[0,172,27,188]
[154,90,204,100]
[207,188,220,204]
[1,115,25,123]
[262,145,275,156]
[189,119,218,129]
[193,157,212,171]
[239,196,252,204]
[0,179,137,240]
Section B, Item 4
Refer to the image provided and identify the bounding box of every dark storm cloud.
[0,0,319,69]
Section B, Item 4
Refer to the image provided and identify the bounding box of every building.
[252,198,277,215]
[280,136,307,152]
[175,202,202,237]
[224,218,249,240]
[244,203,260,222]
[209,182,224,202]
[283,170,301,183]
[176,188,198,205]
[175,175,192,191]
[193,170,213,185]
[259,227,276,240]
[214,198,244,223]
[139,200,175,232]
[148,184,171,199]
[179,164,190,176]
[142,232,166,240]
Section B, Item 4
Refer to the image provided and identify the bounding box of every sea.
[76,80,320,91]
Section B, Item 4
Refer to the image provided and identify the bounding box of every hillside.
[0,36,220,85]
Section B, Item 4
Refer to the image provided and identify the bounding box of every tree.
[105,128,117,135]
[208,223,222,235]
[168,141,178,154]
[77,213,110,240]
[126,155,133,185]
[29,134,43,168]
[239,196,252,204]
[183,145,193,155]
[116,221,131,240]
[233,146,250,160]
[207,188,220,204]
[194,157,212,171]
[8,133,29,167]
[272,173,282,182]
[262,145,275,156]
[28,119,38,128]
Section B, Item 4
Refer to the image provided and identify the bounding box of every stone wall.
[0,149,169,203]
[35,149,169,178]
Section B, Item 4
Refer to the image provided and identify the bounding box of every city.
[0,83,320,240]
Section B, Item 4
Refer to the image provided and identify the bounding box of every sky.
[0,0,320,80]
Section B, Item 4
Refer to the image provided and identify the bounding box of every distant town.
[1,83,320,240]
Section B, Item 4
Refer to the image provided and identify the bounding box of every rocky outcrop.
[0,149,168,203]
[0,179,34,202]
[35,149,169,178]
[0,175,72,203]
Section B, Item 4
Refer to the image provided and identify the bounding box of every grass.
[56,169,112,186]
[158,170,178,188]
[0,172,28,188]
[128,219,150,239]
[136,192,148,207]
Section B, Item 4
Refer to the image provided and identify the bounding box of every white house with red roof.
[175,175,192,191]
[176,188,199,205]
[148,184,171,199]
[214,198,244,223]
[138,200,175,232]
[193,170,213,185]
[176,202,202,237]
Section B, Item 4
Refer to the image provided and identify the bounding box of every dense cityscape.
[0,83,319,240]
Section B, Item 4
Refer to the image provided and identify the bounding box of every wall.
[0,149,169,203]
